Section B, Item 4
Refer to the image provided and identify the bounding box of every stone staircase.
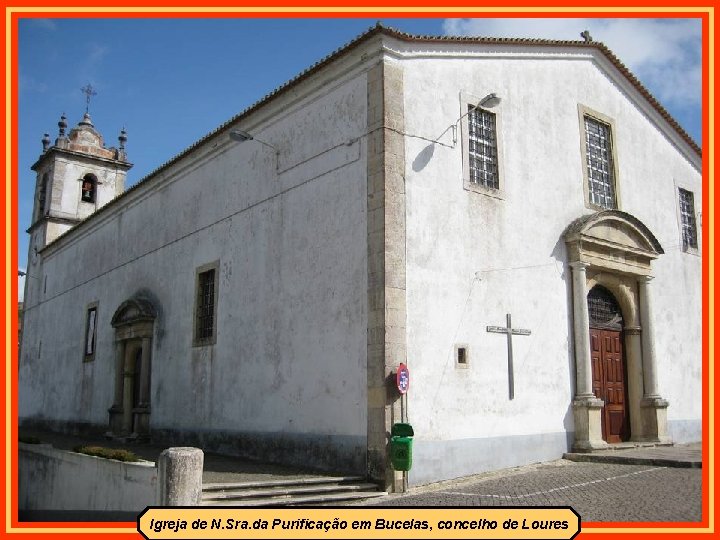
[201,476,387,507]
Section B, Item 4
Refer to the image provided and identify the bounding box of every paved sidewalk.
[357,459,701,521]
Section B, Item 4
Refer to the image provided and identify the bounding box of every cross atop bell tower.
[81,83,97,114]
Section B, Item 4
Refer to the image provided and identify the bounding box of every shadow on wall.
[550,236,576,437]
[412,144,435,172]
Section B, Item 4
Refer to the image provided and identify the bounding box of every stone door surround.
[564,210,670,450]
[109,297,156,439]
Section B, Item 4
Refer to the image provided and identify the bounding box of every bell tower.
[24,111,132,307]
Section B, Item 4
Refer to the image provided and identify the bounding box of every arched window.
[587,285,623,330]
[81,174,97,203]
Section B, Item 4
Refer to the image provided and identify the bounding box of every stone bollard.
[157,447,204,506]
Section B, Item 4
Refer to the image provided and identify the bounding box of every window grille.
[679,188,698,250]
[588,286,623,329]
[584,117,616,209]
[196,269,215,341]
[468,106,499,189]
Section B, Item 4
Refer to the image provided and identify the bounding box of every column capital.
[569,261,590,271]
[637,274,655,284]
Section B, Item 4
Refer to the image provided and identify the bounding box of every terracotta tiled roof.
[42,23,701,252]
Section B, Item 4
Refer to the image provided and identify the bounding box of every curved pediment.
[111,297,157,328]
[564,210,663,275]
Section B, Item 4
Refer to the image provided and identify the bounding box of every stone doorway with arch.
[564,210,670,451]
[108,297,157,440]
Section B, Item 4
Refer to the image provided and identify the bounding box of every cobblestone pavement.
[360,460,702,522]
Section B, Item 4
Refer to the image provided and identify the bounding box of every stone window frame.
[460,91,505,199]
[578,104,622,211]
[675,183,700,255]
[83,301,98,362]
[455,344,470,369]
[193,260,220,347]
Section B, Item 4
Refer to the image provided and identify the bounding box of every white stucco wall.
[19,35,703,484]
[398,46,702,484]
[19,57,372,471]
[19,443,156,512]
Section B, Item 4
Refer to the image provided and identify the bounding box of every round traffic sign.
[396,363,410,394]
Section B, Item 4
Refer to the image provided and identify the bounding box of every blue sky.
[16,17,703,298]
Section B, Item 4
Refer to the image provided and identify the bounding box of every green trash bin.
[390,423,414,471]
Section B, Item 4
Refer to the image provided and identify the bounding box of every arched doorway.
[564,210,670,451]
[108,297,156,440]
[588,285,629,443]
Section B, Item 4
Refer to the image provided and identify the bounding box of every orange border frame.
[3,3,714,539]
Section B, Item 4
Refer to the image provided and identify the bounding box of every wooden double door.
[590,328,630,443]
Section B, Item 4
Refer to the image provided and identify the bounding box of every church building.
[19,25,702,490]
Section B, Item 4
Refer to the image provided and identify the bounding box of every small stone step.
[563,452,701,468]
[201,491,387,507]
[202,476,365,492]
[202,482,380,501]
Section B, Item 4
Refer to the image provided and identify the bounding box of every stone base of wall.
[20,417,108,438]
[152,428,366,475]
[668,419,702,444]
[410,431,573,486]
[20,417,366,475]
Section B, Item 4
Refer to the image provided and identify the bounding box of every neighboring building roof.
[39,23,701,253]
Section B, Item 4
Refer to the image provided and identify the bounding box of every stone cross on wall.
[487,313,531,400]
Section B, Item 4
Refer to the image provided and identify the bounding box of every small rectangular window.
[679,188,698,251]
[455,344,469,368]
[584,116,617,209]
[194,262,219,346]
[468,106,499,190]
[84,305,97,361]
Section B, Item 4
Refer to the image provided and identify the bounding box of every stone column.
[623,326,644,440]
[157,448,204,506]
[637,276,671,443]
[112,340,126,408]
[570,262,593,398]
[638,276,659,398]
[107,340,126,436]
[138,338,152,407]
[570,261,607,451]
[122,345,135,434]
[134,337,152,438]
